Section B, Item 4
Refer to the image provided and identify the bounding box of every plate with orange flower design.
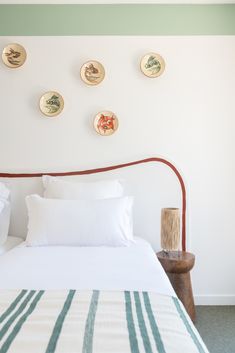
[94,111,119,136]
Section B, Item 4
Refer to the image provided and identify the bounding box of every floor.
[195,306,235,353]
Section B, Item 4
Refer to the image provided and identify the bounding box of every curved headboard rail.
[0,157,186,251]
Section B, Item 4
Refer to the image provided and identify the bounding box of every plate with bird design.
[140,53,165,78]
[2,43,27,68]
[94,111,119,136]
[39,91,64,117]
[80,60,105,86]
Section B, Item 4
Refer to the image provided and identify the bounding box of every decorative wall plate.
[80,60,105,85]
[94,111,118,136]
[2,43,27,68]
[140,53,165,78]
[39,91,64,117]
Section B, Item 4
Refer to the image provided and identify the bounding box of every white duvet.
[0,237,174,296]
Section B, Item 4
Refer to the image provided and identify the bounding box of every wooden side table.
[156,251,196,322]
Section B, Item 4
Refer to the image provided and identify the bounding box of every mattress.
[0,236,23,256]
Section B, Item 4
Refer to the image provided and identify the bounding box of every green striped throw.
[0,290,209,353]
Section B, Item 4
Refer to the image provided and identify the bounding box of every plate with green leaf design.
[39,91,64,117]
[2,43,27,68]
[140,53,165,78]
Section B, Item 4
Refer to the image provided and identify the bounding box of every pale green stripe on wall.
[0,4,235,36]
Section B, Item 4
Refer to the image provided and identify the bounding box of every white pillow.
[0,182,10,200]
[0,200,10,245]
[26,194,134,247]
[0,182,10,245]
[42,176,123,200]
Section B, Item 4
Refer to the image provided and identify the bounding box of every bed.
[0,236,23,256]
[0,158,209,353]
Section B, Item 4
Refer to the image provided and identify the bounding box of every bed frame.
[0,157,186,251]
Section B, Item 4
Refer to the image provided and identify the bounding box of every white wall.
[0,36,235,304]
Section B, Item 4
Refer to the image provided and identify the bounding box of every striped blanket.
[0,290,208,353]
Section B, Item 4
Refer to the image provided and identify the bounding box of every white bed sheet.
[0,236,23,256]
[0,237,175,297]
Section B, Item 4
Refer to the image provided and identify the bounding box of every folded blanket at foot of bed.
[0,290,208,353]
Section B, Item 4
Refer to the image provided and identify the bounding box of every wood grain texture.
[161,208,180,251]
[157,251,196,322]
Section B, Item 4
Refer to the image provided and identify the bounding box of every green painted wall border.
[0,4,235,36]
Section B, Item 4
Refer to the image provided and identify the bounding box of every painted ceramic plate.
[2,43,27,68]
[80,60,105,85]
[39,91,64,117]
[94,111,118,136]
[140,53,165,78]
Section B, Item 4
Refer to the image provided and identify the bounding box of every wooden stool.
[156,251,196,322]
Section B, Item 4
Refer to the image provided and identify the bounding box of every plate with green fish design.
[39,91,64,117]
[80,60,105,86]
[140,53,165,78]
[2,43,27,68]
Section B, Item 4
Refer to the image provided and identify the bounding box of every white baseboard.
[194,295,235,305]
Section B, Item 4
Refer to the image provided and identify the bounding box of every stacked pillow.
[42,176,124,200]
[0,182,10,246]
[26,176,134,247]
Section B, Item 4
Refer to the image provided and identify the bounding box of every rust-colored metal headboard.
[0,157,187,251]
